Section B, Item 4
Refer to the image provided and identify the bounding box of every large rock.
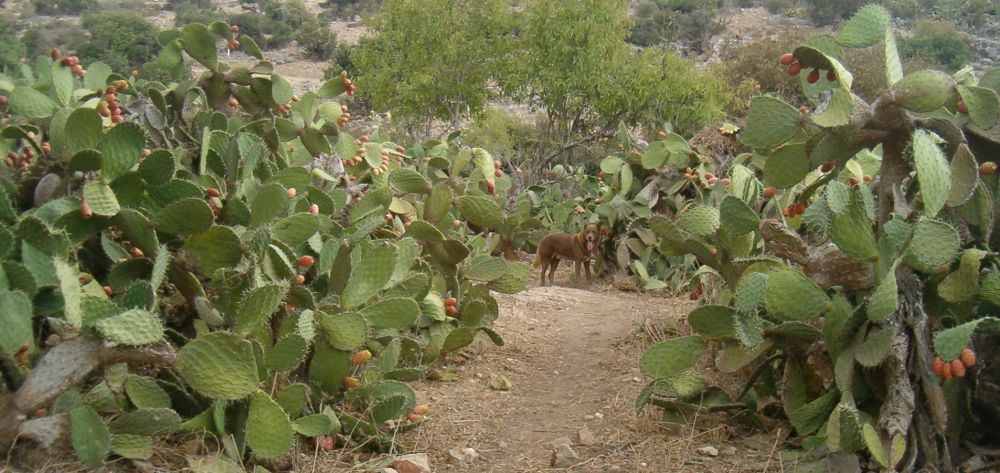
[550,444,580,468]
[388,453,431,473]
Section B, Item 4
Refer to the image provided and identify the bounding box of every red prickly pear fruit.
[704,172,716,180]
[863,175,873,182]
[297,255,315,267]
[783,207,792,218]
[309,204,320,215]
[979,162,997,175]
[722,178,731,186]
[81,200,93,219]
[351,350,372,365]
[446,305,457,315]
[495,169,504,177]
[799,106,810,115]
[231,24,240,33]
[50,48,61,60]
[710,247,718,255]
[131,247,144,258]
[849,177,859,186]
[111,114,123,124]
[762,187,777,199]
[342,376,360,388]
[229,40,240,50]
[286,187,297,198]
[657,130,668,139]
[958,100,968,114]
[961,348,976,367]
[941,361,953,380]
[293,274,305,285]
[820,161,834,173]
[827,69,837,81]
[933,357,944,377]
[951,359,966,378]
[453,219,462,228]
[486,181,496,194]
[787,61,803,76]
[779,53,794,65]
[444,297,457,306]
[0,96,6,106]
[228,98,239,108]
[412,404,430,415]
[103,285,113,296]
[206,188,221,197]
[807,69,820,84]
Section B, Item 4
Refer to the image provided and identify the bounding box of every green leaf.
[0,291,33,355]
[83,181,120,217]
[639,336,706,379]
[764,269,830,320]
[246,391,294,459]
[153,198,214,235]
[9,86,58,119]
[181,23,218,70]
[101,122,145,182]
[912,130,951,218]
[236,284,288,334]
[341,245,396,308]
[70,405,111,469]
[837,4,889,48]
[764,143,809,189]
[177,331,260,400]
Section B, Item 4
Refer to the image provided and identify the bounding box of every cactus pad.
[178,331,260,400]
[292,414,335,437]
[789,391,838,436]
[458,196,504,229]
[361,297,420,330]
[184,226,244,274]
[0,290,33,355]
[124,376,171,409]
[464,255,508,282]
[829,192,878,260]
[890,70,957,113]
[9,85,58,119]
[640,336,706,379]
[267,334,309,372]
[686,305,738,340]
[764,143,809,189]
[319,312,368,350]
[236,284,288,334]
[933,317,1000,361]
[95,309,165,345]
[676,205,720,236]
[389,168,432,194]
[979,271,1000,307]
[734,272,768,313]
[855,325,897,367]
[100,122,145,182]
[70,405,111,469]
[957,84,1000,129]
[246,390,294,459]
[83,181,121,217]
[271,213,322,246]
[719,196,760,236]
[110,434,153,460]
[738,96,802,149]
[442,327,477,353]
[938,249,988,303]
[947,144,978,207]
[867,263,898,321]
[827,401,862,453]
[764,269,830,320]
[153,198,214,235]
[109,408,181,435]
[341,244,396,308]
[903,218,960,273]
[837,4,889,48]
[912,130,952,218]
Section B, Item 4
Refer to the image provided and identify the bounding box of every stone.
[547,436,572,449]
[696,446,719,457]
[573,427,595,446]
[720,446,737,456]
[388,453,431,473]
[550,444,580,468]
[448,447,479,465]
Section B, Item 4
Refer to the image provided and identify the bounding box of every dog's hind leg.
[548,258,560,286]
[539,259,549,286]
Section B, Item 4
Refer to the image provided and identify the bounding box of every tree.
[77,12,162,74]
[0,16,24,72]
[352,0,518,127]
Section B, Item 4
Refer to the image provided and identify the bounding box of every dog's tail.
[532,252,543,268]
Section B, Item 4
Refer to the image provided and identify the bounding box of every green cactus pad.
[296,309,317,342]
[54,257,82,327]
[640,336,706,379]
[372,395,407,423]
[687,305,738,339]
[95,309,165,345]
[406,220,446,242]
[979,271,1000,307]
[421,292,448,322]
[938,249,988,303]
[789,391,838,436]
[0,290,33,355]
[473,148,496,184]
[178,331,260,400]
[110,434,153,460]
[890,70,957,112]
[902,218,960,273]
[829,192,878,260]
[109,408,181,435]
[868,263,898,321]
[442,327,477,353]
[738,96,802,149]
[764,269,830,320]
[957,84,1000,129]
[837,4,889,48]
[361,297,420,330]
[464,255,508,282]
[319,312,368,350]
[341,244,396,308]
[351,380,416,420]
[947,144,979,207]
[862,424,890,469]
[764,143,809,189]
[272,213,321,246]
[309,342,351,394]
[424,184,453,224]
[933,317,1000,361]
[9,86,58,119]
[236,284,288,334]
[855,325,897,367]
[827,401,862,453]
[64,108,103,154]
[292,414,335,437]
[138,151,176,186]
[389,168,432,194]
[458,196,504,229]
[267,334,309,372]
[153,198,214,235]
[101,122,145,182]
[246,390,294,459]
[70,405,111,469]
[113,210,160,256]
[492,262,530,294]
[181,23,218,70]
[251,183,289,227]
[676,205,720,236]
[719,196,760,236]
[124,376,171,409]
[912,130,952,218]
[184,226,244,274]
[83,181,121,217]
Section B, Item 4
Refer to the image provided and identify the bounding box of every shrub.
[899,20,973,73]
[174,7,225,27]
[296,18,338,59]
[166,0,214,9]
[323,43,357,78]
[719,30,815,107]
[77,12,162,74]
[763,0,796,14]
[31,0,97,15]
[0,16,24,72]
[228,11,294,49]
[802,0,867,25]
[19,20,87,59]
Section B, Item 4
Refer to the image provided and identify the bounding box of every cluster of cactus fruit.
[637,5,1000,471]
[0,21,528,470]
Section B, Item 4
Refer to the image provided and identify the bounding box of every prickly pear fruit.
[287,187,297,198]
[446,305,457,315]
[444,297,457,306]
[297,255,315,268]
[103,285,113,296]
[453,219,462,228]
[958,100,968,114]
[412,404,429,415]
[206,188,221,197]
[81,200,93,219]
[979,162,997,175]
[131,247,144,258]
[961,348,976,367]
[807,69,820,84]
[762,187,776,199]
[942,361,953,380]
[933,357,944,377]
[343,376,360,388]
[351,350,372,365]
[293,275,305,285]
[779,53,794,65]
[787,62,803,76]
[951,359,966,378]
[406,413,422,423]
[310,204,320,215]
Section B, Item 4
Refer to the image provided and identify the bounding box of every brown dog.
[532,223,602,286]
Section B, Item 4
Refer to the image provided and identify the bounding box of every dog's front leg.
[574,260,582,286]
[584,260,592,285]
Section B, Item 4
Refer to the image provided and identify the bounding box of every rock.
[573,427,595,446]
[720,446,737,456]
[550,444,580,468]
[826,453,861,473]
[593,412,604,419]
[696,446,719,457]
[388,453,431,473]
[448,447,478,465]
[547,436,572,449]
[583,414,595,421]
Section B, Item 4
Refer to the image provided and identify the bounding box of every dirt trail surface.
[307,273,795,472]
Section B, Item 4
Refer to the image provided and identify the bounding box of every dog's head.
[581,223,603,253]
